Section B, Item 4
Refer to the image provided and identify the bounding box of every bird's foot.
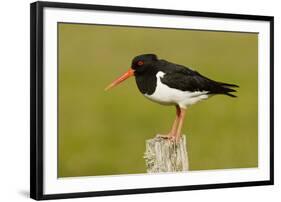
[156,134,182,144]
[156,134,177,142]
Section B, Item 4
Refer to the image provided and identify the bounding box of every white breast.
[144,71,209,109]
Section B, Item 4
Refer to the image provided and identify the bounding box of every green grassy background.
[58,23,258,177]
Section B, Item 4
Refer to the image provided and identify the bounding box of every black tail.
[219,82,239,98]
[208,81,239,98]
[225,92,237,97]
[218,82,239,88]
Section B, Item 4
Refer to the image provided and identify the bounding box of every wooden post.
[144,135,189,173]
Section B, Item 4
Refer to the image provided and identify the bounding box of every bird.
[105,54,238,142]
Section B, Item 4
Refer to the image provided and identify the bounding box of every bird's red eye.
[137,61,144,66]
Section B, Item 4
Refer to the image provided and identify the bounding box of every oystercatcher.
[105,54,238,141]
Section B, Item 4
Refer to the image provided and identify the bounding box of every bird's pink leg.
[169,105,181,138]
[174,108,187,142]
[157,105,181,139]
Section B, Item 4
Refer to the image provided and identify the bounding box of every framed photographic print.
[30,1,274,200]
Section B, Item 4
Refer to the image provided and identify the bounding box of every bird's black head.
[105,54,158,91]
[131,54,158,74]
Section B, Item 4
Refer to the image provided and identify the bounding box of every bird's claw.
[156,134,173,139]
[156,134,179,143]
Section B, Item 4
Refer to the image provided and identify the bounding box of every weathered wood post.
[144,135,189,173]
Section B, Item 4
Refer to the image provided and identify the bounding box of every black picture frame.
[30,1,274,200]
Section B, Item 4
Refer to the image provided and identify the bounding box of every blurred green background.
[58,23,258,177]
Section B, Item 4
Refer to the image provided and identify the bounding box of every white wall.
[0,0,279,201]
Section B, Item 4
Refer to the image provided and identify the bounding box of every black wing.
[157,60,239,97]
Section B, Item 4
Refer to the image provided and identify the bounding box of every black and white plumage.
[106,53,238,141]
[132,54,238,108]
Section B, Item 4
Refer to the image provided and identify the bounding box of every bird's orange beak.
[105,68,135,91]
